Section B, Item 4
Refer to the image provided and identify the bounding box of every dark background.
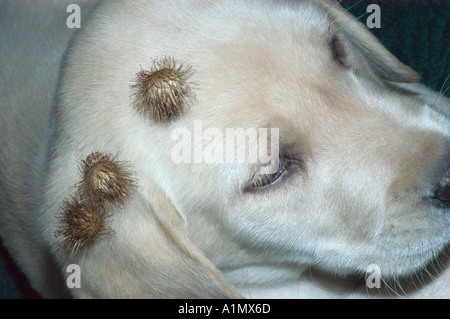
[0,0,449,298]
[341,0,449,95]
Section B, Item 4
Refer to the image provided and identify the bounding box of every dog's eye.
[245,157,293,191]
[330,33,349,67]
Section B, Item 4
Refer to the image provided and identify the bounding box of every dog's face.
[158,2,450,282]
[46,0,449,297]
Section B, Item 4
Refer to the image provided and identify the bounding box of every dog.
[0,0,449,298]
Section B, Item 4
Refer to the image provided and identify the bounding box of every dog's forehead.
[187,3,338,126]
[209,1,332,68]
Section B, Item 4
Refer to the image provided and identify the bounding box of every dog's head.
[46,0,449,297]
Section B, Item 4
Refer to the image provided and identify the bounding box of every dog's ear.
[318,0,421,83]
[64,179,240,298]
[130,182,241,298]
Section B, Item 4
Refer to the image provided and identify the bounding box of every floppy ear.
[60,178,240,298]
[131,182,242,299]
[317,0,421,83]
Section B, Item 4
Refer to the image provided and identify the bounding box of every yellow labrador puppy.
[0,0,449,298]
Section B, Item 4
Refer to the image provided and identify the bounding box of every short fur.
[0,0,449,298]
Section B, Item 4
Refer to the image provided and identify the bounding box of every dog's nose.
[434,168,450,206]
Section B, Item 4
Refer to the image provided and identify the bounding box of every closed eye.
[245,156,299,192]
[329,31,349,68]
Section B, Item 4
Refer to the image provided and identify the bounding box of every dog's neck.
[224,265,365,298]
[225,263,450,298]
